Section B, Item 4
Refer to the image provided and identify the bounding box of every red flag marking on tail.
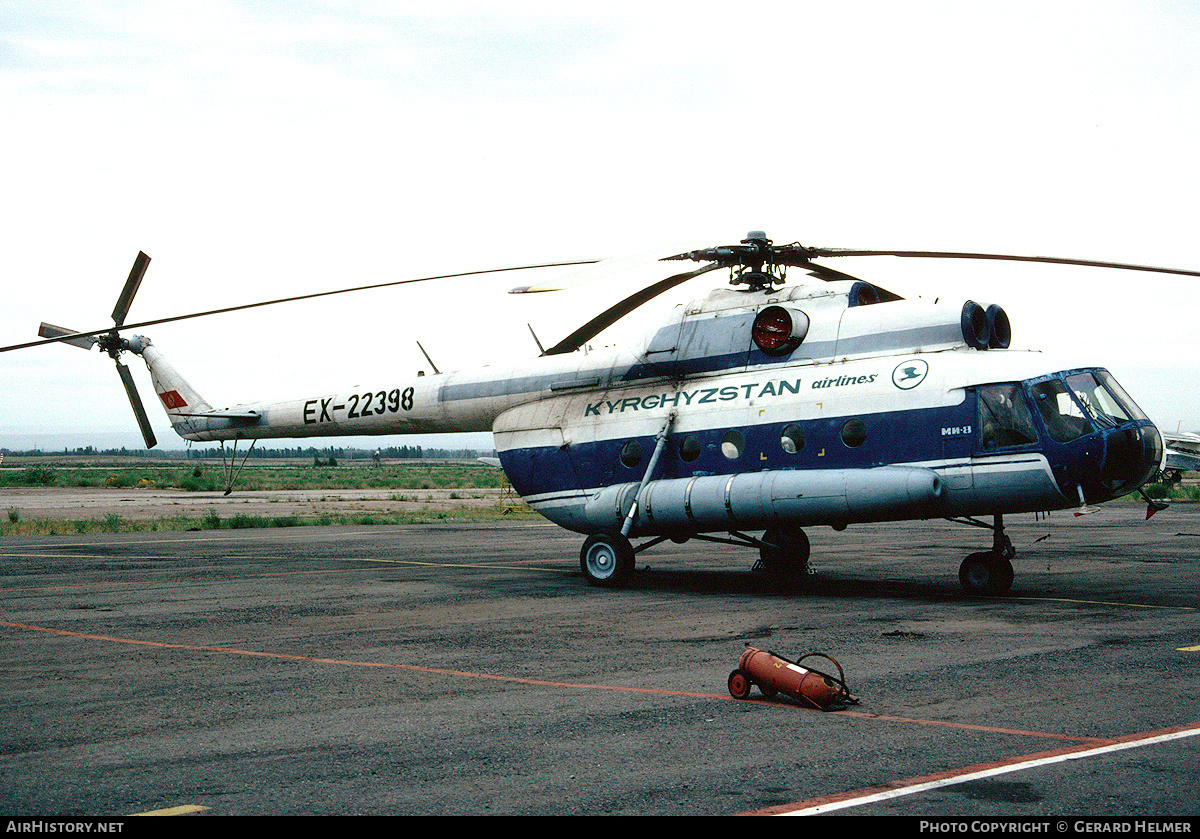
[159,390,188,409]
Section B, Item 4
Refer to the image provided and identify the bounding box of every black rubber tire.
[580,532,636,588]
[959,551,1014,596]
[759,527,811,582]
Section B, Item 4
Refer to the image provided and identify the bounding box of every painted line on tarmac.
[0,565,381,593]
[1007,595,1194,611]
[0,620,1113,745]
[836,711,1106,743]
[0,523,556,552]
[0,555,574,592]
[740,721,1200,816]
[0,620,720,699]
[342,556,575,571]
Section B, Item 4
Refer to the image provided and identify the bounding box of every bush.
[229,513,268,529]
[20,467,56,486]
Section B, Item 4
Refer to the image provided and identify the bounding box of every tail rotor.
[36,252,158,448]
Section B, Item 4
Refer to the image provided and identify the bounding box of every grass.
[0,462,505,492]
[0,504,538,537]
[1138,481,1200,502]
[0,459,535,537]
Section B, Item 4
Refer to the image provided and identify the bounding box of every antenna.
[415,341,441,375]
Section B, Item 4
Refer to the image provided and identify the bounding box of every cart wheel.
[727,668,753,700]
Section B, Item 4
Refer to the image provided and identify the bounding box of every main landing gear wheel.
[759,527,811,583]
[580,532,635,588]
[958,551,1014,596]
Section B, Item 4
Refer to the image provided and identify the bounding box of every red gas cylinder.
[727,645,858,711]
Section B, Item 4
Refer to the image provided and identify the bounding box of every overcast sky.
[2,1,1198,450]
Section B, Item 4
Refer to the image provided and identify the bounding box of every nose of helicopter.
[1098,423,1163,498]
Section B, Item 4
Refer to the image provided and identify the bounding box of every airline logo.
[892,359,929,390]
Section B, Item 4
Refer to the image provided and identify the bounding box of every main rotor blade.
[38,322,98,350]
[111,251,151,327]
[115,359,157,449]
[1,259,599,354]
[804,248,1200,277]
[542,263,722,356]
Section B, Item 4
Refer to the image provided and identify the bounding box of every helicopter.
[7,232,1199,596]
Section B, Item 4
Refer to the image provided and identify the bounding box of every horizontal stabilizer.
[167,410,261,420]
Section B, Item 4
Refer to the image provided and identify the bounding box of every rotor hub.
[667,231,811,290]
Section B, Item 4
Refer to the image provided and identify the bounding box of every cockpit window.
[1094,371,1149,422]
[978,384,1039,449]
[1031,379,1092,443]
[1065,372,1130,430]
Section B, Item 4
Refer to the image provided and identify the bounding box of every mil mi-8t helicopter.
[8,233,1198,595]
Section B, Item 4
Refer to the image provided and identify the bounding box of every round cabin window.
[678,435,701,462]
[840,418,867,448]
[781,424,805,454]
[721,430,745,459]
[619,440,643,468]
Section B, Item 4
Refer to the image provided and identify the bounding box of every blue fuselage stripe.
[500,403,975,497]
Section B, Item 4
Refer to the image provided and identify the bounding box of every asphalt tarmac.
[1,503,1198,818]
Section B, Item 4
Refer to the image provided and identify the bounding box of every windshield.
[1031,378,1092,443]
[1094,370,1149,422]
[1065,373,1130,429]
[1029,370,1151,443]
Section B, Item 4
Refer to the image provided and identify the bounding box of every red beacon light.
[752,305,808,356]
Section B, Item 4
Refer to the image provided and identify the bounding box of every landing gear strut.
[957,514,1015,596]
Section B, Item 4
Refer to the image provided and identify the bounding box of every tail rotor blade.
[115,360,157,449]
[38,323,98,350]
[111,251,151,328]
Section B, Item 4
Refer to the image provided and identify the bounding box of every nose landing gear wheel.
[958,551,1014,596]
[580,532,635,587]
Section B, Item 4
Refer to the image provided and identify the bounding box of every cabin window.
[977,384,1038,449]
[781,424,805,453]
[721,430,745,459]
[678,435,701,462]
[840,418,867,448]
[1031,379,1091,443]
[619,440,643,468]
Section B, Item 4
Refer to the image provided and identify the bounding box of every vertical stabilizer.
[128,338,214,428]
